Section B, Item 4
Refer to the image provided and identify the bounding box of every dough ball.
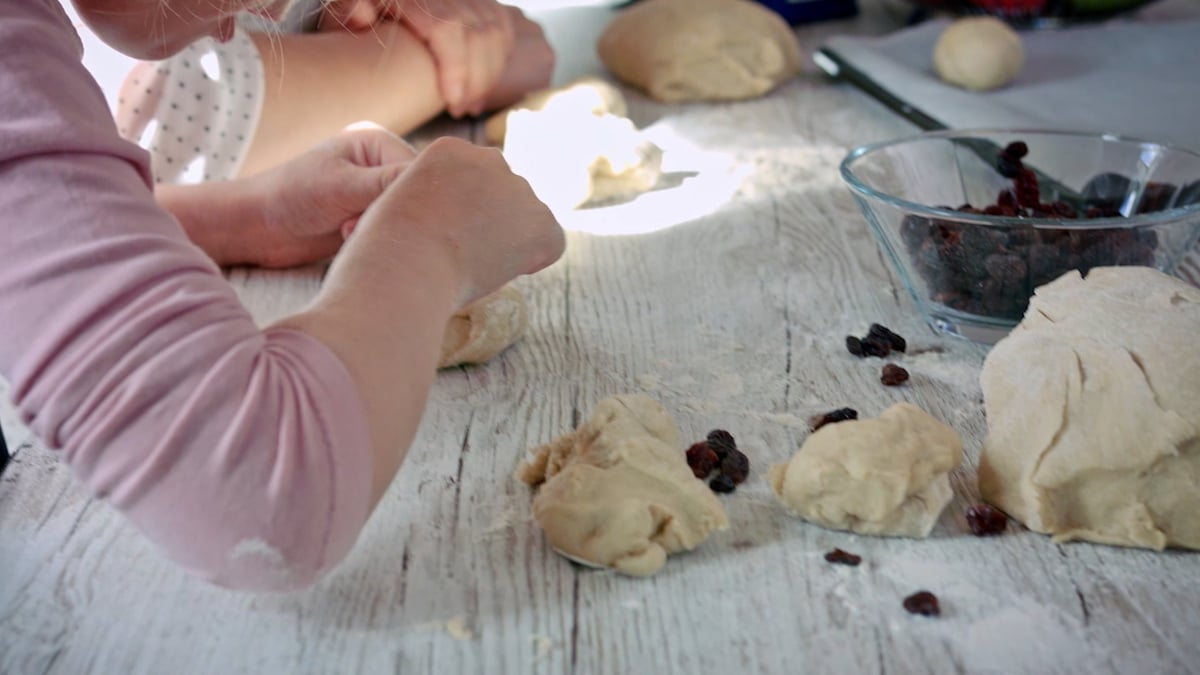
[597,0,802,103]
[769,403,963,537]
[933,16,1024,91]
[437,285,527,369]
[517,394,729,576]
[503,109,662,210]
[979,267,1200,550]
[484,76,627,146]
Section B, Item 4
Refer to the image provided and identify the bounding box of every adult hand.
[350,137,565,306]
[322,0,517,118]
[249,126,418,267]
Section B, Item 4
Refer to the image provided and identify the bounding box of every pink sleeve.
[0,0,374,590]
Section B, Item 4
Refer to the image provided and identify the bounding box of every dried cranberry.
[845,335,865,357]
[824,548,862,566]
[903,591,940,617]
[706,429,737,460]
[810,408,858,432]
[720,449,750,484]
[965,504,1008,536]
[867,323,907,353]
[685,442,720,480]
[709,474,736,493]
[880,364,910,386]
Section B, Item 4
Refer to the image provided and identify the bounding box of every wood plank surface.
[3,2,1200,674]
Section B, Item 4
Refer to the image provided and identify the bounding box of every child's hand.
[323,0,517,118]
[350,137,565,306]
[249,127,417,268]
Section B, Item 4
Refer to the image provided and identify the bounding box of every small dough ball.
[979,267,1200,550]
[517,394,729,576]
[769,403,963,537]
[933,16,1024,91]
[504,109,662,210]
[484,77,627,146]
[437,285,527,368]
[597,0,802,103]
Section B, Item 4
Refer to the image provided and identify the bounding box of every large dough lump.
[979,267,1200,550]
[769,403,963,537]
[597,0,802,103]
[517,394,729,576]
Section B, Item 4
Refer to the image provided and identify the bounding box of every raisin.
[965,504,1008,536]
[845,335,865,357]
[685,442,720,480]
[709,474,736,493]
[720,449,750,485]
[706,429,737,460]
[860,336,892,358]
[824,548,862,566]
[903,591,940,617]
[810,407,858,432]
[1001,141,1028,160]
[867,323,907,353]
[880,364,910,386]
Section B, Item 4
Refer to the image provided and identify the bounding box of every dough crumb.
[445,616,474,641]
[518,394,729,576]
[769,403,963,537]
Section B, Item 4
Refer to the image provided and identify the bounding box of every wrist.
[156,179,269,266]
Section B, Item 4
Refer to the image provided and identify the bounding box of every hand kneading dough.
[437,285,527,368]
[769,403,963,537]
[597,0,802,103]
[484,76,627,146]
[517,394,729,576]
[933,16,1024,91]
[979,267,1200,550]
[504,109,663,210]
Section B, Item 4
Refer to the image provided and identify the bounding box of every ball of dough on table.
[933,16,1024,91]
[438,285,527,369]
[597,0,803,103]
[517,394,729,577]
[484,76,627,146]
[979,267,1200,551]
[769,403,963,538]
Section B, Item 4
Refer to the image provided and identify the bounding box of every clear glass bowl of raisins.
[841,129,1200,343]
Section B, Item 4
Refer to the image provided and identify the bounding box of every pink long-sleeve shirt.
[0,0,374,590]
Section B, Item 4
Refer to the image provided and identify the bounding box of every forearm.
[240,22,444,177]
[155,180,264,266]
[273,213,461,508]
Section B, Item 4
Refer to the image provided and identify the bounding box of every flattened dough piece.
[438,285,527,369]
[597,0,802,103]
[484,76,627,146]
[979,267,1200,550]
[769,403,963,537]
[517,394,729,576]
[504,109,662,210]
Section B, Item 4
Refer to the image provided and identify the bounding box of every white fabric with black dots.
[116,28,264,185]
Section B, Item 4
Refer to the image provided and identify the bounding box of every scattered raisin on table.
[880,364,910,386]
[903,591,941,617]
[965,504,1008,536]
[824,548,862,566]
[706,429,737,460]
[709,474,736,493]
[685,442,720,480]
[868,323,907,353]
[810,407,858,432]
[845,336,865,357]
[720,449,751,485]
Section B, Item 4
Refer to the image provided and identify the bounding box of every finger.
[418,19,472,117]
[321,0,379,31]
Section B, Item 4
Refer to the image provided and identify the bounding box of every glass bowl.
[841,129,1200,344]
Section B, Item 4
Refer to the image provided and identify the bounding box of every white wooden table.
[3,3,1199,674]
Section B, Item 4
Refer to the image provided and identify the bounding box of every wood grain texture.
[4,2,1200,674]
